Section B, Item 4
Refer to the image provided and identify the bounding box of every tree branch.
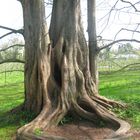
[44,2,52,6]
[99,39,140,51]
[0,70,24,74]
[0,26,24,39]
[100,63,140,74]
[114,27,140,40]
[0,59,25,65]
[0,44,25,52]
[117,62,140,72]
[121,0,140,12]
[0,31,14,40]
[107,63,140,74]
[115,1,140,12]
[0,26,23,33]
[121,28,140,34]
[98,0,119,35]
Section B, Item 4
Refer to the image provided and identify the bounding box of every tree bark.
[17,0,131,139]
[22,0,51,114]
[87,0,99,89]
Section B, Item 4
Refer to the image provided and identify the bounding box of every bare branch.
[109,63,140,74]
[101,63,140,74]
[0,26,24,39]
[98,0,140,36]
[131,24,140,38]
[0,31,14,40]
[108,59,122,68]
[45,13,52,20]
[0,26,23,33]
[118,62,140,71]
[99,39,140,51]
[0,70,24,74]
[114,27,140,40]
[0,44,25,52]
[98,0,119,35]
[121,0,140,12]
[115,1,140,12]
[0,59,25,65]
[44,2,52,6]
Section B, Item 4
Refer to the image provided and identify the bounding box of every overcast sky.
[0,0,23,44]
[0,0,140,48]
[0,0,23,30]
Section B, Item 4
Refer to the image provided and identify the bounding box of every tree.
[0,42,24,65]
[15,0,131,139]
[87,0,99,88]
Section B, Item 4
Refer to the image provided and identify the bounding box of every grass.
[0,70,140,139]
[0,72,24,140]
[100,70,140,128]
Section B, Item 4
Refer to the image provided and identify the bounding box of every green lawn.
[0,72,24,140]
[0,70,140,139]
[100,70,140,128]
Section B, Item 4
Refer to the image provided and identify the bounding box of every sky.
[0,0,23,29]
[0,0,23,45]
[96,0,140,40]
[0,0,140,48]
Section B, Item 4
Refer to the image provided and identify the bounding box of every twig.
[0,26,24,39]
[98,0,119,35]
[121,0,140,12]
[0,70,24,74]
[0,44,24,52]
[117,62,140,72]
[0,31,14,40]
[114,28,140,40]
[0,59,25,64]
[99,39,140,51]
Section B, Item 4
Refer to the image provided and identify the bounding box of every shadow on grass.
[0,105,36,129]
[99,81,140,129]
[100,80,140,95]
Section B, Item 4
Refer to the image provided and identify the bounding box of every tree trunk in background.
[87,0,99,89]
[17,0,130,139]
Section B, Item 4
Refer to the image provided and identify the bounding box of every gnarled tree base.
[18,0,131,139]
[16,93,131,140]
[16,121,131,140]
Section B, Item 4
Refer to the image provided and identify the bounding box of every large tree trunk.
[21,0,51,115]
[17,0,130,139]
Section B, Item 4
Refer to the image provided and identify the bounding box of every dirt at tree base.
[12,121,140,140]
[47,123,112,140]
[46,121,138,140]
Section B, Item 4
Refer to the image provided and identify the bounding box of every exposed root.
[17,102,68,140]
[17,94,131,140]
[84,71,125,109]
[93,95,126,108]
[73,101,98,122]
[79,95,131,139]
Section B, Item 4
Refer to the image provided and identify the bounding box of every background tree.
[0,38,24,65]
[87,0,99,88]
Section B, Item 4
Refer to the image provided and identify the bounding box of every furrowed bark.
[17,0,131,139]
[22,0,51,114]
[87,0,99,89]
